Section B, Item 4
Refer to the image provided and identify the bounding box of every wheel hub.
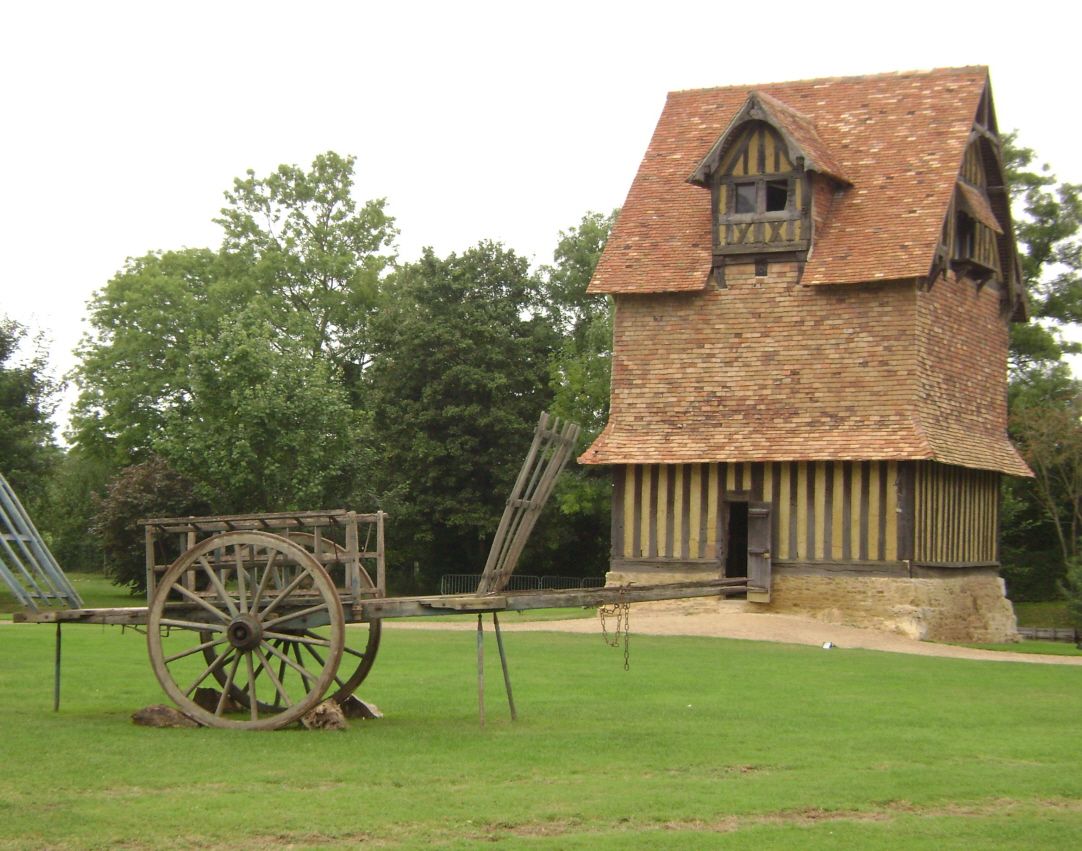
[226,614,263,651]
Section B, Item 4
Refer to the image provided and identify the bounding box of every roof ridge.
[667,65,988,98]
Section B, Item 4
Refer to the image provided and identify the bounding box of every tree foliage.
[215,151,397,374]
[0,316,59,510]
[155,305,367,514]
[90,456,208,592]
[1001,136,1082,600]
[365,242,557,588]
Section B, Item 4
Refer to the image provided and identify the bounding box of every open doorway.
[725,500,748,581]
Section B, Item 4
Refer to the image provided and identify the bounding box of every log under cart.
[6,414,767,730]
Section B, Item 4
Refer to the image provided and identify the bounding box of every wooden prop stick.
[476,614,485,728]
[492,612,517,722]
[53,623,62,712]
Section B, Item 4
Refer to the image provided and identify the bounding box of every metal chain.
[599,589,631,671]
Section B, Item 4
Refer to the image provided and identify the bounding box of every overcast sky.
[3,0,1080,435]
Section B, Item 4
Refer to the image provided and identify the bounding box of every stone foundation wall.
[606,566,1019,643]
[764,571,1018,642]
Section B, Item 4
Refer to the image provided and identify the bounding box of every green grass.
[1,624,1081,848]
[1011,600,1072,628]
[965,640,1082,656]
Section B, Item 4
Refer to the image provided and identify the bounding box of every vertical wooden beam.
[831,463,844,560]
[657,465,669,558]
[640,465,653,558]
[689,464,702,559]
[673,465,685,560]
[885,461,899,561]
[778,463,791,560]
[612,467,626,560]
[476,615,485,728]
[623,466,635,559]
[868,462,881,561]
[814,462,826,560]
[492,613,517,722]
[850,462,863,560]
[706,464,719,558]
[53,623,61,713]
[796,462,808,560]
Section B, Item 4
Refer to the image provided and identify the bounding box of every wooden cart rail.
[14,578,753,626]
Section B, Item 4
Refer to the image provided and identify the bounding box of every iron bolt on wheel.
[147,531,345,730]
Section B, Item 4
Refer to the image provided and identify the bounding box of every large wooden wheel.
[200,532,381,708]
[147,531,345,730]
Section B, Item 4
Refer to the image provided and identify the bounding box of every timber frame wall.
[611,460,999,572]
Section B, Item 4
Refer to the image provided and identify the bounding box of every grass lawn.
[1,624,1080,848]
[1011,600,1073,629]
[965,640,1082,656]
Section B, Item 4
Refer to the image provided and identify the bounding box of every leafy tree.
[365,241,557,589]
[1003,134,1082,376]
[215,151,398,378]
[70,247,241,464]
[0,316,60,510]
[1000,137,1082,600]
[155,304,368,514]
[526,212,618,579]
[90,456,208,592]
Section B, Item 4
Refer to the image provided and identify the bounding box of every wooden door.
[747,501,772,602]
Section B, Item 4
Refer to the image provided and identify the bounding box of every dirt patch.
[386,603,1082,666]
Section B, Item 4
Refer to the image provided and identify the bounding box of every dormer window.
[688,91,850,279]
[948,141,1004,286]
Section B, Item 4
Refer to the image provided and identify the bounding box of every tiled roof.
[589,67,989,294]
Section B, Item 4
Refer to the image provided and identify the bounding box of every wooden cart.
[8,415,765,729]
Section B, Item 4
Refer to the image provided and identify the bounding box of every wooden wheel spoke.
[262,640,321,685]
[263,630,333,648]
[262,602,329,631]
[160,618,226,633]
[249,551,279,614]
[200,557,239,618]
[170,583,232,624]
[183,644,234,697]
[301,641,348,690]
[253,647,292,707]
[245,652,258,721]
[164,635,228,665]
[259,567,312,621]
[341,644,369,660]
[217,654,242,716]
[234,545,249,614]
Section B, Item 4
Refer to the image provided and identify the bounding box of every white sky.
[2,0,1080,436]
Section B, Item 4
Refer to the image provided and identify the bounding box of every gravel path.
[385,603,1082,666]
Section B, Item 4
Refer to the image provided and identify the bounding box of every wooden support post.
[53,622,61,712]
[476,614,485,728]
[492,612,517,722]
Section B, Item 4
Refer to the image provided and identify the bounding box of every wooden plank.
[851,462,863,560]
[885,461,898,561]
[622,466,635,558]
[673,465,685,560]
[688,464,702,559]
[868,462,881,561]
[796,462,808,560]
[640,464,653,558]
[831,462,844,560]
[664,465,676,560]
[654,465,666,558]
[813,462,826,560]
[778,462,791,560]
[355,579,753,621]
[706,464,719,557]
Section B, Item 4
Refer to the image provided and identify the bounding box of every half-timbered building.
[580,67,1029,642]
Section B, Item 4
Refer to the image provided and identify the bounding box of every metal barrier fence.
[1017,626,1079,644]
[439,574,605,595]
